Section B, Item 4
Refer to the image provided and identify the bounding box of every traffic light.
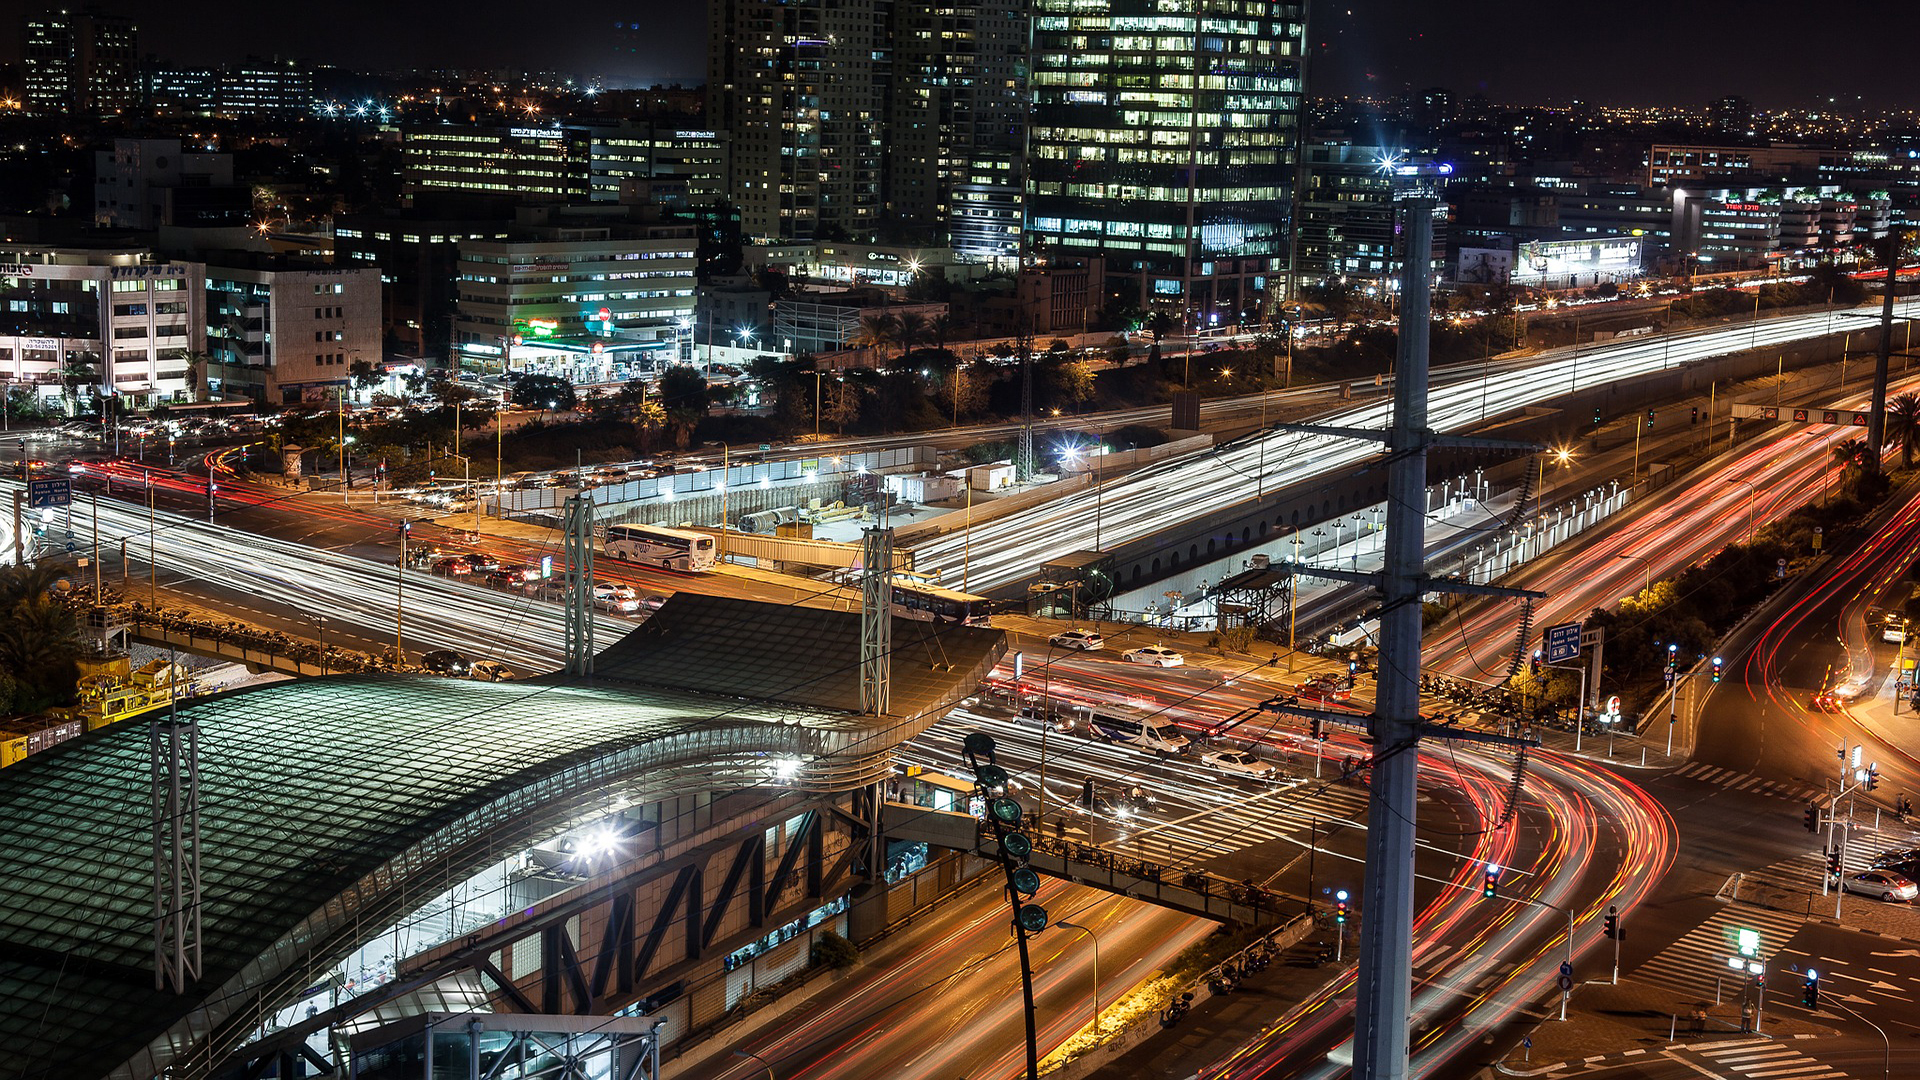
[1865,763,1880,791]
[1603,906,1619,940]
[1081,778,1095,809]
[1804,802,1819,833]
[1802,970,1820,1010]
[1310,716,1323,742]
[1646,408,1656,429]
[1592,407,1603,427]
[1826,848,1842,878]
[1482,862,1500,899]
[1335,891,1349,924]
[1690,405,1699,424]
[1711,656,1724,683]
[1530,649,1543,677]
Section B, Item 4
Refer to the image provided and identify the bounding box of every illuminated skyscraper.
[708,0,884,241]
[21,5,140,117]
[889,0,1027,259]
[1026,0,1307,323]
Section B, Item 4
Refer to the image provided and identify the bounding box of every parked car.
[1200,749,1276,779]
[420,650,471,677]
[469,659,516,682]
[1841,870,1918,902]
[1122,645,1186,668]
[1049,628,1104,651]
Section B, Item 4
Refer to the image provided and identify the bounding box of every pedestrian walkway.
[1671,762,1828,802]
[1670,1036,1856,1079]
[1627,906,1808,999]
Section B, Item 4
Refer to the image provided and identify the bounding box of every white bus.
[891,577,993,626]
[1088,704,1190,754]
[604,523,718,572]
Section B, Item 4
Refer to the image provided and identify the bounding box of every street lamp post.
[1727,478,1759,542]
[1055,920,1103,1036]
[1617,552,1653,595]
[732,1048,775,1080]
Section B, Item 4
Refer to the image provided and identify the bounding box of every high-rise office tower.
[889,0,1027,259]
[1026,0,1307,323]
[708,0,884,241]
[22,6,140,117]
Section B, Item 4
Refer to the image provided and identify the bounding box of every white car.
[469,659,516,682]
[592,581,641,613]
[1123,645,1186,668]
[1049,628,1104,651]
[1842,870,1918,902]
[1201,749,1276,779]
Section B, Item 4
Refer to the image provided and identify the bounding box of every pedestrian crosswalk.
[1671,1037,1854,1079]
[1671,762,1824,802]
[1628,906,1808,999]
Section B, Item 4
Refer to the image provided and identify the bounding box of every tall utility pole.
[1868,228,1906,469]
[1265,170,1542,1080]
[563,494,596,676]
[1015,321,1037,481]
[151,662,201,992]
[859,528,893,715]
[1348,185,1439,1080]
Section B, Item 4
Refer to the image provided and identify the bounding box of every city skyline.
[9,0,1920,111]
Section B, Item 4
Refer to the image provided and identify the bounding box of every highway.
[908,299,1920,594]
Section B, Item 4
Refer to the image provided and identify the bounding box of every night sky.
[12,0,1920,109]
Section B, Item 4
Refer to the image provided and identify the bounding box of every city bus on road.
[890,576,993,626]
[604,523,718,572]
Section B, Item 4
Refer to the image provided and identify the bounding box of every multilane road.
[910,300,1920,594]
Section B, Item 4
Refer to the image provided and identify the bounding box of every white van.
[1088,705,1190,753]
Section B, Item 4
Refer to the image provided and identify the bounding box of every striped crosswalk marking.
[1673,1038,1852,1079]
[1670,762,1823,802]
[1628,907,1808,998]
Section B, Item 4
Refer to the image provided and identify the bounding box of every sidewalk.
[1492,973,1839,1077]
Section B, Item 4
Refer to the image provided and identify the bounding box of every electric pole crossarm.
[1421,577,1546,601]
[1429,435,1547,453]
[1416,724,1540,750]
[1269,561,1379,588]
[1271,421,1390,442]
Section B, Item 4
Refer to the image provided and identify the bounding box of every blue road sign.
[1544,622,1582,665]
[26,477,71,509]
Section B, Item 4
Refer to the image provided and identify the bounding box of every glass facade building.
[1026,0,1306,324]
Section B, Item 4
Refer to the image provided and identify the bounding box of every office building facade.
[335,214,514,361]
[401,124,593,205]
[93,138,244,230]
[204,262,381,405]
[0,246,205,409]
[1025,0,1307,323]
[451,208,698,381]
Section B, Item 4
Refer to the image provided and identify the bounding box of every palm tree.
[848,314,899,360]
[928,313,953,357]
[1888,393,1920,468]
[1831,437,1871,475]
[896,312,925,359]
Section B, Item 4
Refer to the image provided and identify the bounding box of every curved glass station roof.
[0,596,1004,1080]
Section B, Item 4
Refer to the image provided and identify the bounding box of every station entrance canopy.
[0,595,1003,1080]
